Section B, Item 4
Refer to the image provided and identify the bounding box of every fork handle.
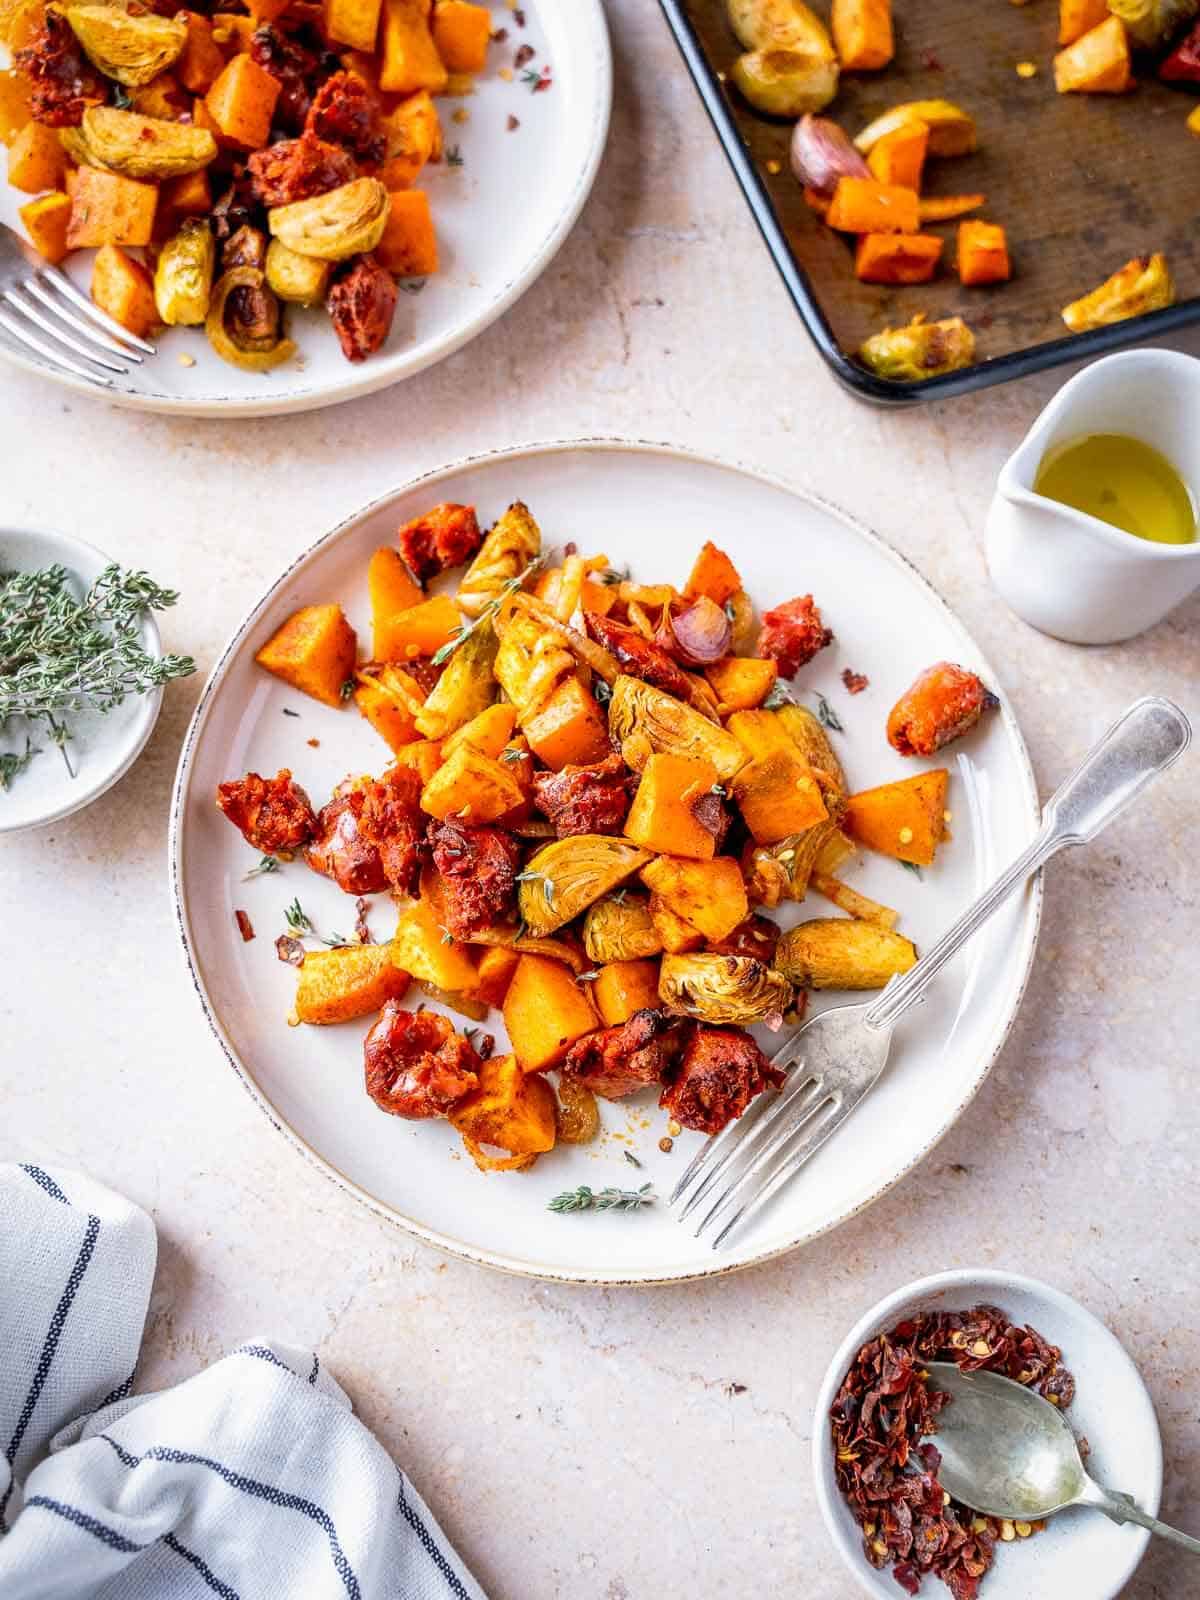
[864,697,1191,1032]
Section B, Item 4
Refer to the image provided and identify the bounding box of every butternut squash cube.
[503,953,598,1072]
[704,656,778,711]
[392,895,479,990]
[867,119,928,190]
[68,169,157,248]
[390,738,443,782]
[431,0,490,71]
[592,958,661,1027]
[379,0,448,94]
[7,118,66,193]
[255,603,358,708]
[640,856,749,943]
[294,943,409,1024]
[367,545,423,656]
[441,702,517,760]
[0,70,33,146]
[1053,16,1131,93]
[159,168,213,229]
[19,191,72,264]
[648,896,704,954]
[731,748,829,845]
[832,0,894,70]
[375,593,459,660]
[354,662,425,753]
[205,53,280,148]
[324,0,383,51]
[624,751,719,860]
[178,13,226,93]
[683,541,742,606]
[475,944,520,1008]
[90,244,157,337]
[726,708,795,761]
[843,769,949,866]
[419,743,526,822]
[522,676,610,770]
[448,1052,557,1155]
[1059,0,1107,44]
[376,187,438,277]
[380,89,442,188]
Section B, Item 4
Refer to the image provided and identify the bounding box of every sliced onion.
[790,113,869,196]
[668,595,733,666]
[206,267,296,372]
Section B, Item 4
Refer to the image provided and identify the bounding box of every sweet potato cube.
[448,1052,557,1154]
[826,177,918,234]
[1059,0,1108,45]
[592,958,660,1027]
[390,738,443,782]
[375,593,460,660]
[704,656,778,710]
[7,119,66,193]
[67,169,157,248]
[368,546,423,654]
[19,191,72,264]
[648,896,704,954]
[354,662,425,752]
[255,603,358,707]
[957,220,1011,286]
[475,945,520,1008]
[380,0,448,94]
[867,120,927,190]
[731,748,829,845]
[178,13,226,93]
[441,703,517,760]
[159,168,213,228]
[641,856,749,943]
[376,187,438,277]
[392,896,479,990]
[855,232,943,285]
[843,769,949,866]
[419,743,525,823]
[503,954,598,1072]
[324,0,384,51]
[624,752,719,860]
[294,943,410,1024]
[522,676,610,770]
[380,89,442,187]
[1054,16,1131,93]
[205,53,280,148]
[431,0,490,71]
[90,245,157,337]
[832,0,894,69]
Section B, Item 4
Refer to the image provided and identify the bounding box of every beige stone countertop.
[2,3,1198,1594]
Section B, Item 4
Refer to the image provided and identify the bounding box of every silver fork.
[0,221,155,387]
[672,695,1191,1250]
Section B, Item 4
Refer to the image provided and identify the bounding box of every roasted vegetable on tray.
[217,500,999,1180]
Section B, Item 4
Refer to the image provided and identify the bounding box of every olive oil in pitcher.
[1034,434,1197,545]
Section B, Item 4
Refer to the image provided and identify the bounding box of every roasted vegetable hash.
[217,501,997,1173]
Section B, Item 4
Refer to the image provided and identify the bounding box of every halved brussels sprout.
[727,0,832,50]
[457,501,542,619]
[582,892,664,963]
[775,703,845,793]
[75,106,215,179]
[154,218,214,326]
[264,237,332,307]
[517,835,651,936]
[205,267,296,372]
[658,952,792,1023]
[608,674,745,779]
[731,49,838,117]
[414,618,498,740]
[64,5,187,86]
[268,176,390,262]
[774,918,917,989]
[858,316,976,382]
[743,817,841,908]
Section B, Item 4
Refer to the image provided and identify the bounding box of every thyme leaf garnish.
[243,855,280,881]
[548,1183,655,1214]
[813,691,843,732]
[430,554,545,667]
[284,897,350,947]
[901,860,923,879]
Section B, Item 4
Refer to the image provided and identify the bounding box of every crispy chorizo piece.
[562,1008,693,1101]
[581,611,692,699]
[659,1024,782,1136]
[530,753,636,838]
[428,819,521,938]
[396,503,483,585]
[886,661,998,758]
[306,780,388,895]
[326,252,397,363]
[756,595,834,678]
[216,768,317,854]
[690,788,734,853]
[707,912,781,965]
[305,69,384,161]
[364,1001,480,1119]
[15,12,107,127]
[247,134,358,207]
[354,766,425,895]
[249,23,333,133]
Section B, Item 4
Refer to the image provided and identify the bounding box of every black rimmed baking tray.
[658,0,1200,404]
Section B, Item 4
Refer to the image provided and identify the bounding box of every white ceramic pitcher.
[985,349,1200,644]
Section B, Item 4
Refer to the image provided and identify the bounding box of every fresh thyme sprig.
[284,897,350,947]
[900,860,923,879]
[515,868,556,908]
[0,562,195,787]
[812,691,843,732]
[430,554,545,667]
[548,1183,655,1214]
[243,855,280,881]
[762,682,795,710]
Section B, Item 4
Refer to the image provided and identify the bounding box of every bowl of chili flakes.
[811,1269,1163,1600]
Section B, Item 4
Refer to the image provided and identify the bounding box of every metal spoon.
[925,1362,1200,1556]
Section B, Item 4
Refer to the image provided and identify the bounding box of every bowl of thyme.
[0,526,195,834]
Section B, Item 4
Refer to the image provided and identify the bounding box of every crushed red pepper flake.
[842,668,870,695]
[830,1305,1076,1599]
[235,909,255,942]
[514,42,535,68]
[512,5,525,24]
[491,25,508,41]
[275,933,306,966]
[307,737,321,747]
[506,113,520,130]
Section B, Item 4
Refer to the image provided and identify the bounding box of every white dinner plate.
[170,440,1042,1284]
[0,3,610,416]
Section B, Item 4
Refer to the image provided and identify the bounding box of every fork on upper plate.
[0,221,155,386]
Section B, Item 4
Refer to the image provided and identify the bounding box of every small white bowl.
[812,1269,1162,1600]
[0,526,165,835]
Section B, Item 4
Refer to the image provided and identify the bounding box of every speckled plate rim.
[167,438,1044,1285]
[810,1268,1162,1599]
[0,523,164,835]
[0,2,611,419]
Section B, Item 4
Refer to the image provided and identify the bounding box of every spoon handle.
[1080,1477,1200,1557]
[864,696,1191,1032]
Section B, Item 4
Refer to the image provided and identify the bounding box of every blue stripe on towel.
[0,1213,100,1529]
[234,1345,292,1375]
[99,1437,360,1599]
[165,1532,242,1600]
[397,1475,470,1600]
[24,1496,144,1552]
[20,1165,69,1205]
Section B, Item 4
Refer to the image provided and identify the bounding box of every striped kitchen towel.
[0,1162,486,1600]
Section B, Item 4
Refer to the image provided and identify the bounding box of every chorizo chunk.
[659,1025,781,1136]
[364,1002,479,1119]
[306,786,389,896]
[353,766,425,895]
[396,503,483,584]
[886,662,998,758]
[562,1009,693,1102]
[249,23,332,133]
[15,12,107,127]
[327,253,397,363]
[707,913,781,965]
[247,134,357,207]
[216,769,317,855]
[582,611,691,699]
[531,753,636,838]
[757,595,834,678]
[428,819,521,939]
[305,70,383,161]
